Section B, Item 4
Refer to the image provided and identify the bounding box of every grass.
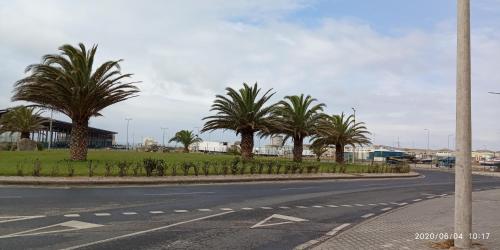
[0,150,407,177]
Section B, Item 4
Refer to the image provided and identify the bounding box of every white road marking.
[326,205,338,208]
[398,202,408,206]
[260,207,273,210]
[361,213,375,218]
[381,207,392,211]
[378,203,388,205]
[174,210,188,213]
[220,208,233,211]
[280,186,315,191]
[341,205,352,207]
[250,214,308,229]
[197,209,212,212]
[413,199,422,202]
[296,206,307,208]
[0,215,45,224]
[381,243,394,248]
[94,213,110,216]
[241,207,254,210]
[368,203,377,206]
[122,212,137,215]
[61,211,234,250]
[426,196,435,199]
[150,211,164,214]
[390,202,399,205]
[354,204,365,207]
[143,192,215,196]
[64,214,80,218]
[326,223,351,236]
[421,193,436,196]
[0,220,103,239]
[312,205,323,208]
[279,206,290,209]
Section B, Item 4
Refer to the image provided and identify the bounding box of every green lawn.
[0,150,407,177]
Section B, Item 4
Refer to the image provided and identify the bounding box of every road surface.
[1,170,499,249]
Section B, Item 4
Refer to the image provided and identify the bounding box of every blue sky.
[1,0,500,150]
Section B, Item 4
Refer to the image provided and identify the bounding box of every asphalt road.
[1,170,499,250]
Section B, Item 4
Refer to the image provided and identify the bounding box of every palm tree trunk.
[183,146,190,153]
[20,132,30,139]
[335,144,344,164]
[293,137,303,162]
[240,132,254,161]
[70,120,88,161]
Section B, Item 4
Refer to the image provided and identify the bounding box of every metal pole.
[352,107,356,163]
[48,109,53,150]
[161,127,167,147]
[455,0,472,248]
[125,118,132,150]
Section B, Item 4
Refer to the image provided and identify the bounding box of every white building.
[191,141,228,153]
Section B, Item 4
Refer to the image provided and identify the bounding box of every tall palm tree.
[265,94,326,162]
[312,113,371,164]
[202,83,276,160]
[0,106,46,139]
[168,130,202,153]
[12,43,139,160]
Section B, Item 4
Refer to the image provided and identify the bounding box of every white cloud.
[1,0,500,150]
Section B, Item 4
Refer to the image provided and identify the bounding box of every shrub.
[230,157,240,175]
[257,162,264,174]
[266,161,274,174]
[249,162,256,175]
[143,158,157,177]
[104,161,114,177]
[275,161,282,174]
[182,162,191,176]
[118,161,131,177]
[193,162,200,176]
[202,161,210,176]
[32,158,41,177]
[156,160,166,176]
[87,160,96,177]
[132,161,142,176]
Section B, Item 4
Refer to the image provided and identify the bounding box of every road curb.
[0,172,420,186]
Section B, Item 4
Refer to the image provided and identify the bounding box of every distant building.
[0,109,116,148]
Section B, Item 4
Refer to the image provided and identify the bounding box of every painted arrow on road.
[0,220,103,239]
[250,214,308,229]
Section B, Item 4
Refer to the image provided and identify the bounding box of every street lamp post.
[161,127,168,147]
[48,109,53,150]
[352,107,356,163]
[424,129,430,154]
[125,118,132,150]
[455,0,472,248]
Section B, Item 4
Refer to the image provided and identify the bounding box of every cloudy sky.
[1,0,500,150]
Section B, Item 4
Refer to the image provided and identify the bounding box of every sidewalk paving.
[313,189,500,250]
[0,172,420,185]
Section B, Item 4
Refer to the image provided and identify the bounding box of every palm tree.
[310,143,328,162]
[12,43,139,160]
[202,83,276,160]
[312,113,371,164]
[0,106,46,140]
[168,130,202,153]
[265,94,326,162]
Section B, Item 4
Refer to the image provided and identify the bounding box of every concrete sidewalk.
[313,189,500,250]
[0,172,420,185]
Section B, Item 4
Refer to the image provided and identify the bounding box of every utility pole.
[352,107,356,163]
[161,127,168,147]
[455,0,472,248]
[48,109,53,150]
[125,118,132,150]
[424,129,430,155]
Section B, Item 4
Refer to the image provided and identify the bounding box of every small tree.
[310,143,328,162]
[168,130,202,153]
[0,106,46,140]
